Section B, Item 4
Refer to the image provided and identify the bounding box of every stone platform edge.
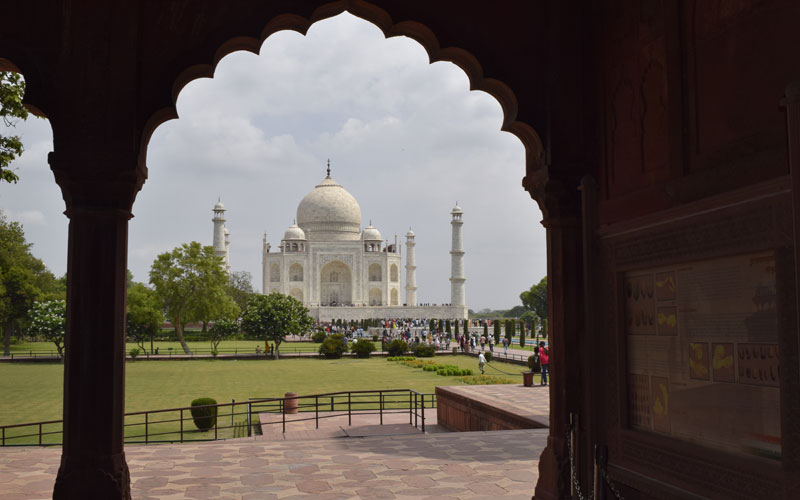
[435,385,548,432]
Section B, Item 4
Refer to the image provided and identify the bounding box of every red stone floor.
[0,385,549,499]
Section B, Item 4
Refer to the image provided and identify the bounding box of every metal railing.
[0,389,435,447]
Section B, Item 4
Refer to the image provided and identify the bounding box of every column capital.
[48,149,146,213]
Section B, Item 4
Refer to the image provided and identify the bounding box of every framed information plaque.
[625,251,781,461]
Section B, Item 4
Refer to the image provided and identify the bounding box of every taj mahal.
[211,163,468,321]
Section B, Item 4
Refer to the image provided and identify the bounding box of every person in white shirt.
[478,352,486,374]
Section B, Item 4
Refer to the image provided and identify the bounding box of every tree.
[505,319,515,342]
[126,282,163,355]
[504,305,527,318]
[149,242,228,354]
[209,317,239,351]
[1,72,29,184]
[493,320,501,343]
[226,270,255,312]
[519,320,526,348]
[521,276,548,321]
[0,211,61,355]
[27,300,66,358]
[241,293,313,359]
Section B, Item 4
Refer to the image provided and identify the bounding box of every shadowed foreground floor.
[0,428,546,499]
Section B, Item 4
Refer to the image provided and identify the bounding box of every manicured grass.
[0,354,531,443]
[6,340,325,356]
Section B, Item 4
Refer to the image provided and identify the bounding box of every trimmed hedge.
[411,343,436,357]
[319,333,348,359]
[311,330,326,343]
[386,339,409,357]
[352,339,376,358]
[190,397,218,431]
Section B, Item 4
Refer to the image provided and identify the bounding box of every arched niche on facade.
[270,264,280,282]
[390,288,399,306]
[289,263,304,281]
[289,288,303,302]
[369,288,382,306]
[390,264,398,282]
[321,260,351,305]
[369,263,382,282]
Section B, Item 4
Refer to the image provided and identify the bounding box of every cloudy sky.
[0,13,546,311]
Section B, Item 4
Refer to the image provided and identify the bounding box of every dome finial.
[326,159,331,178]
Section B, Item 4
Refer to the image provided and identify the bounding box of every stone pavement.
[0,429,547,499]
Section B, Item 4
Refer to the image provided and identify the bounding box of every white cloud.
[1,12,545,310]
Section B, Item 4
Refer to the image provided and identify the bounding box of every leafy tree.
[27,300,66,358]
[521,276,548,321]
[126,282,163,355]
[149,242,228,354]
[520,310,537,327]
[483,322,488,339]
[241,293,313,359]
[1,72,29,184]
[505,319,515,342]
[504,305,527,318]
[454,320,459,336]
[519,320,526,348]
[0,211,61,355]
[226,271,255,312]
[209,317,239,350]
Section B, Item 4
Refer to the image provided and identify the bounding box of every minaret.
[449,203,466,307]
[212,199,228,267]
[262,232,270,293]
[405,228,418,306]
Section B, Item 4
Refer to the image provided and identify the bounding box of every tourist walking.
[478,351,486,375]
[502,337,508,354]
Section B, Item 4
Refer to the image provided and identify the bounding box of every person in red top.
[538,341,549,386]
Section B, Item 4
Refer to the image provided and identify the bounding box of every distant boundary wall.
[311,305,468,322]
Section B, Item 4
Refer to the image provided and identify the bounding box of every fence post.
[414,392,418,428]
[348,393,352,426]
[315,396,319,429]
[145,413,149,444]
[408,391,412,425]
[379,391,383,425]
[331,395,334,412]
[231,399,235,427]
[180,409,184,443]
[421,397,425,433]
[214,404,218,441]
[38,423,42,446]
[247,402,252,437]
[282,405,286,434]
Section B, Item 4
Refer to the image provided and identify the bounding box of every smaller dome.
[451,203,462,214]
[283,223,306,240]
[406,227,415,238]
[214,201,225,210]
[362,223,382,241]
[224,227,230,235]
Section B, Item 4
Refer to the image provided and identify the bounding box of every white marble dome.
[362,223,382,241]
[283,223,306,240]
[297,175,362,240]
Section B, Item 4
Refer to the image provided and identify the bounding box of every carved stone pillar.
[526,175,584,500]
[50,150,145,500]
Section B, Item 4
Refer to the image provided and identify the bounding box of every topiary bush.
[387,339,409,356]
[129,347,140,360]
[484,351,493,363]
[528,354,541,373]
[319,333,348,359]
[311,330,327,343]
[412,343,436,357]
[352,339,376,358]
[190,397,218,431]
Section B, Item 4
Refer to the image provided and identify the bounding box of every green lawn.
[6,340,325,356]
[0,354,534,444]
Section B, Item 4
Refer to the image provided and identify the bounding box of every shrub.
[484,351,493,363]
[372,334,379,342]
[528,354,541,373]
[190,397,218,431]
[319,333,348,359]
[387,356,415,361]
[352,339,376,358]
[387,339,409,356]
[456,375,516,385]
[311,330,327,343]
[411,343,436,357]
[129,348,140,360]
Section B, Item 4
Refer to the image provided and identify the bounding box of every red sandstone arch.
[139,0,545,181]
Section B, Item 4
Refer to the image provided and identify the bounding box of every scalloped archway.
[139,0,545,189]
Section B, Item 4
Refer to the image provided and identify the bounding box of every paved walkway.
[0,429,547,499]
